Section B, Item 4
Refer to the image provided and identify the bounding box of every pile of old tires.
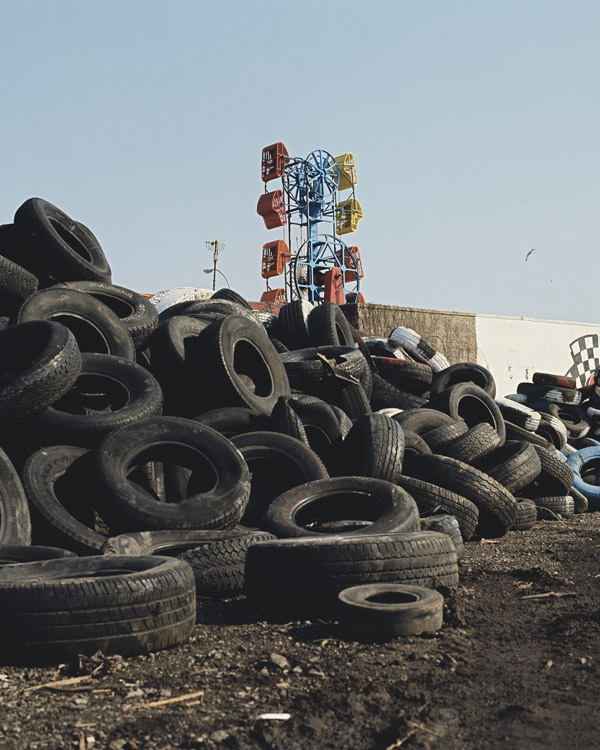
[0,197,592,660]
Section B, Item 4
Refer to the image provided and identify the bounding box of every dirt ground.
[1,513,599,750]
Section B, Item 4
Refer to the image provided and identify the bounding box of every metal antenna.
[205,235,226,291]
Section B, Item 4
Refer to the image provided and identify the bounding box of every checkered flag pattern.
[565,334,600,387]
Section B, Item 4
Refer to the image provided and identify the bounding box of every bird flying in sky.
[525,248,536,261]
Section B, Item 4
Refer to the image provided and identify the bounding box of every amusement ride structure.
[256,142,365,305]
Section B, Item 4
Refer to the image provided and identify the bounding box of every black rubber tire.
[372,357,433,396]
[394,408,455,435]
[184,298,260,325]
[511,499,538,530]
[369,373,428,411]
[505,420,550,447]
[535,496,575,520]
[403,430,433,458]
[403,453,518,537]
[13,198,112,284]
[245,531,458,616]
[0,447,31,545]
[96,417,251,531]
[179,531,276,596]
[330,404,353,438]
[0,320,81,419]
[278,300,312,349]
[17,287,135,361]
[60,281,159,350]
[431,363,496,399]
[474,441,542,493]
[148,315,212,417]
[569,487,589,514]
[280,346,372,398]
[336,583,444,639]
[33,353,164,447]
[436,422,501,464]
[0,546,77,565]
[420,515,464,559]
[211,288,253,310]
[196,315,290,415]
[307,303,355,347]
[332,381,372,420]
[22,446,108,554]
[284,395,344,474]
[398,475,479,541]
[429,383,506,444]
[0,556,195,664]
[342,413,405,482]
[102,529,253,556]
[270,396,309,445]
[263,476,419,539]
[231,431,329,527]
[193,406,271,438]
[520,445,574,497]
[0,255,38,311]
[422,421,469,451]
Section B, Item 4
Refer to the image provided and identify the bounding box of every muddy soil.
[1,514,599,750]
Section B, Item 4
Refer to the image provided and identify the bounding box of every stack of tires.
[0,198,589,657]
[500,371,600,512]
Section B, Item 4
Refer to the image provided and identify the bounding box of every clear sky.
[1,0,598,322]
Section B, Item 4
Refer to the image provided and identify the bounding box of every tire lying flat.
[0,555,195,664]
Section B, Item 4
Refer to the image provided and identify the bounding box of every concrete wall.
[341,303,478,364]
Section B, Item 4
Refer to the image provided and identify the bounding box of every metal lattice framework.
[258,143,363,304]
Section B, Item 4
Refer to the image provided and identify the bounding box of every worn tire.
[13,198,112,284]
[263,476,419,539]
[436,422,501,464]
[342,413,405,482]
[33,353,164,447]
[0,320,81,419]
[231,431,328,526]
[429,383,506,444]
[336,583,444,639]
[307,303,355,347]
[60,281,159,350]
[474,441,542,493]
[0,556,195,664]
[95,417,251,531]
[0,447,31,546]
[245,531,458,616]
[179,531,276,596]
[197,315,290,415]
[403,453,517,537]
[398,475,479,541]
[431,363,496,399]
[17,287,135,361]
[22,446,108,554]
[511,499,538,530]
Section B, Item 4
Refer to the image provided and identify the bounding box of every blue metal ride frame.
[283,149,361,303]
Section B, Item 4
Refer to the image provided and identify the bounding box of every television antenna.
[205,235,226,291]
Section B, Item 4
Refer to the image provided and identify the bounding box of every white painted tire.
[388,326,450,373]
[495,397,542,432]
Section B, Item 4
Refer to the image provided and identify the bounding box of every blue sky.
[1,0,599,322]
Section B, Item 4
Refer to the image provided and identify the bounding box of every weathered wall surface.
[342,303,478,364]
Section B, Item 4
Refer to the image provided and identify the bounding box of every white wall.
[475,313,600,398]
